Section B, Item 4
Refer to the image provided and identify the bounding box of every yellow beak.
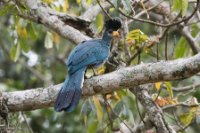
[112,31,120,37]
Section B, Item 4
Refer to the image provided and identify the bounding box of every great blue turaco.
[54,18,122,112]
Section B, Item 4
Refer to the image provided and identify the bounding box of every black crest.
[105,18,122,31]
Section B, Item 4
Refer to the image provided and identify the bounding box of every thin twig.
[135,97,145,124]
[127,48,141,65]
[173,83,200,92]
[137,49,141,64]
[102,95,119,131]
[165,32,168,60]
[106,0,200,27]
[162,103,199,110]
[106,101,134,133]
[133,0,164,18]
[155,86,162,102]
[20,112,33,133]
[123,18,131,62]
[172,35,176,59]
[156,43,159,61]
[172,111,184,130]
[96,0,112,19]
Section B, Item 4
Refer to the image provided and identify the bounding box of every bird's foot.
[92,68,98,77]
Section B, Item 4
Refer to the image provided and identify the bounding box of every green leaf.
[20,38,30,52]
[175,37,187,58]
[87,121,98,133]
[181,0,188,16]
[172,0,182,12]
[95,13,104,33]
[44,32,53,49]
[27,23,37,39]
[93,96,103,122]
[165,82,173,98]
[191,24,200,37]
[179,112,194,125]
[172,0,188,17]
[114,100,124,115]
[10,43,21,62]
[0,4,15,16]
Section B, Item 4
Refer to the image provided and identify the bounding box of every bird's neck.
[102,30,112,44]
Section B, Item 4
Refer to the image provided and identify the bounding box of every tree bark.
[2,52,200,112]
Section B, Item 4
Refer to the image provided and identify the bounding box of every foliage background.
[0,0,200,133]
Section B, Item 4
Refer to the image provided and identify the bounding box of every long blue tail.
[54,67,86,112]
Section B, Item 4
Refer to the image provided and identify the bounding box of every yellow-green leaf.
[87,121,98,133]
[172,0,188,17]
[93,96,103,122]
[95,14,104,33]
[0,4,15,16]
[165,82,173,98]
[181,0,188,16]
[155,82,162,91]
[126,29,149,46]
[172,0,182,12]
[180,112,194,125]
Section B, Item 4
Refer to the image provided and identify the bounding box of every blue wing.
[67,40,109,74]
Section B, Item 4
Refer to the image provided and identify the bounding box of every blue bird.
[54,19,121,112]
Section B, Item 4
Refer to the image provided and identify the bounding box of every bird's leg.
[92,67,98,76]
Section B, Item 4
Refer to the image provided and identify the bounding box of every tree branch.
[135,0,200,54]
[80,2,110,21]
[178,25,200,54]
[17,1,92,44]
[130,85,176,133]
[3,52,200,112]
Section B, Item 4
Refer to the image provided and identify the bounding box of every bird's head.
[103,18,122,40]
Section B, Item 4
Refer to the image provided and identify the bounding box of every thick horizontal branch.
[3,52,200,112]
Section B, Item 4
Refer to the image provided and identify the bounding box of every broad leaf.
[172,0,188,16]
[179,112,194,125]
[175,37,187,58]
[126,29,149,46]
[181,0,188,16]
